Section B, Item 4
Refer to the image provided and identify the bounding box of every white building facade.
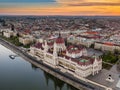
[30,34,102,78]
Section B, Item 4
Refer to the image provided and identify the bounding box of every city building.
[3,28,17,38]
[95,42,120,52]
[19,35,34,45]
[30,34,102,77]
[67,34,101,47]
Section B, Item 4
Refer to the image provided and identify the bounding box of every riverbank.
[0,37,111,90]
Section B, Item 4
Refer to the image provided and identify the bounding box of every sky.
[0,0,120,16]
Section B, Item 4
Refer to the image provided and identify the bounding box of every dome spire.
[58,32,61,37]
[56,32,64,44]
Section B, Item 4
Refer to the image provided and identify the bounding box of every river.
[0,44,78,90]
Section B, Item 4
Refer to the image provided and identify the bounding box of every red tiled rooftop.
[67,45,84,54]
[104,42,114,46]
[78,59,92,66]
[34,43,44,50]
[47,42,54,46]
[85,31,98,35]
[56,37,64,44]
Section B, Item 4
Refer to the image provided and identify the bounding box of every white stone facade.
[95,42,120,52]
[3,29,17,38]
[30,36,102,78]
[19,36,34,45]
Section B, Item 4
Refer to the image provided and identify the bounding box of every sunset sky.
[0,0,120,16]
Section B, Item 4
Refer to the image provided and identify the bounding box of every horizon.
[0,14,120,17]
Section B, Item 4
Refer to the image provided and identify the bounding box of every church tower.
[44,40,48,61]
[92,56,99,75]
[53,42,58,66]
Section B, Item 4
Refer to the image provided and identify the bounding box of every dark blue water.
[0,44,78,90]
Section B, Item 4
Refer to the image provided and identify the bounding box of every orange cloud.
[0,5,120,16]
[0,0,120,15]
[56,0,120,6]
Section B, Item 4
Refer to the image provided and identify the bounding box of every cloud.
[68,2,120,6]
[0,0,56,3]
[0,0,120,15]
[56,0,84,4]
[56,0,120,6]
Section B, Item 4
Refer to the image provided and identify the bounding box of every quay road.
[0,37,111,90]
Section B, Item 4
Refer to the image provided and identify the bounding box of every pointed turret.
[92,55,99,75]
[53,43,58,57]
[53,42,58,66]
[44,40,48,52]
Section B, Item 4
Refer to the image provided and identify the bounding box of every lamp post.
[106,74,114,82]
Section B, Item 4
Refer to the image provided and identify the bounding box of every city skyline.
[0,0,120,16]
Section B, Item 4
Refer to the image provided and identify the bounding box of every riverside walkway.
[0,37,112,90]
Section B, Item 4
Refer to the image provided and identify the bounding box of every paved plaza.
[87,64,120,90]
[87,48,103,56]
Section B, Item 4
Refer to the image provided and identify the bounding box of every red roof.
[58,54,99,66]
[86,31,98,35]
[67,45,74,49]
[67,45,84,54]
[78,56,95,66]
[68,50,80,54]
[56,37,64,44]
[47,42,54,46]
[78,60,91,66]
[104,42,114,46]
[23,30,31,34]
[34,43,44,50]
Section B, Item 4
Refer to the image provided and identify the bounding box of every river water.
[0,44,79,90]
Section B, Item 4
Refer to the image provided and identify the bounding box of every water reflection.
[44,71,64,90]
[0,44,79,90]
[31,63,78,90]
[31,63,39,70]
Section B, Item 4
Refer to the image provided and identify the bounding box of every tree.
[114,49,119,55]
[90,44,95,48]
[102,51,118,64]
